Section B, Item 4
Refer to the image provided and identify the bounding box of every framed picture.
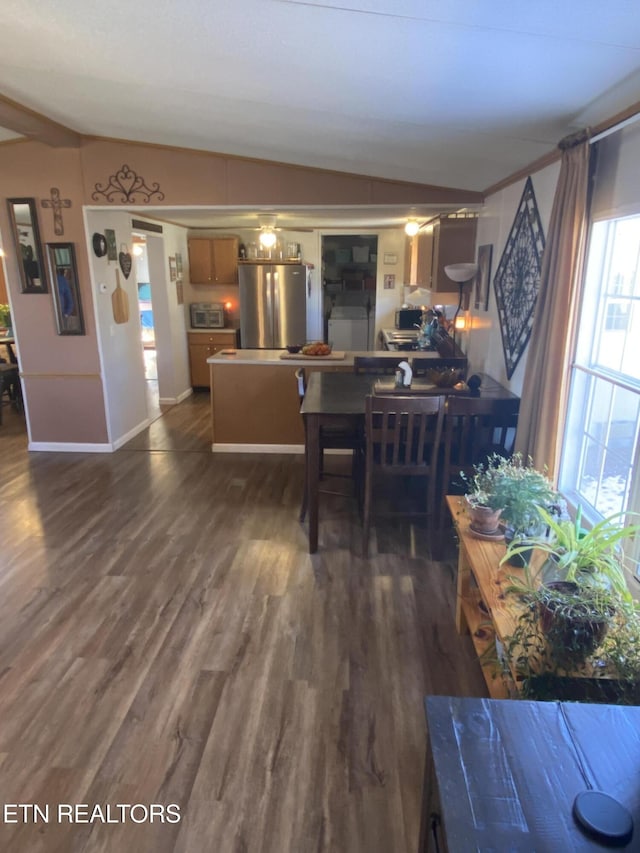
[46,243,85,335]
[104,228,117,261]
[383,273,396,289]
[383,252,397,264]
[175,252,183,274]
[475,244,493,311]
[169,256,177,281]
[176,280,184,305]
[6,198,48,293]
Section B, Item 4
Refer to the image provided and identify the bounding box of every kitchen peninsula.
[207,349,467,450]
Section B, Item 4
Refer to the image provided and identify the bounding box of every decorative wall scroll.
[104,229,117,261]
[493,176,546,379]
[6,198,48,293]
[41,187,71,235]
[46,243,85,335]
[92,164,165,203]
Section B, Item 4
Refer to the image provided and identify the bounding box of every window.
[559,214,640,549]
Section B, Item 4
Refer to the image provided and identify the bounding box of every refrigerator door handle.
[265,271,274,346]
[273,269,280,344]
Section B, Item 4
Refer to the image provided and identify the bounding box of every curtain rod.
[590,110,640,145]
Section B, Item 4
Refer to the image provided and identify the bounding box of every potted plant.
[504,505,640,602]
[0,304,11,334]
[461,453,558,543]
[500,508,640,699]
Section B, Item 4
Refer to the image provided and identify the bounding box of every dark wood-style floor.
[0,391,487,852]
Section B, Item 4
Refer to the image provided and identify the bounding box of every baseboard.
[28,441,114,453]
[159,387,193,405]
[112,418,152,450]
[211,443,304,454]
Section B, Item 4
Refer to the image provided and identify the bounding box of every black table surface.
[300,371,518,416]
[425,695,640,851]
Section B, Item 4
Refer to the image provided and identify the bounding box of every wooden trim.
[483,149,561,197]
[483,100,640,198]
[80,134,484,202]
[0,93,81,148]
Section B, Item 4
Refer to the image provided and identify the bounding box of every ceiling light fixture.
[132,244,144,256]
[259,229,277,248]
[404,219,420,237]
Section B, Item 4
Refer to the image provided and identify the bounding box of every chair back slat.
[441,395,520,498]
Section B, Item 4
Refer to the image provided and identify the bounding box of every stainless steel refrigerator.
[239,263,307,348]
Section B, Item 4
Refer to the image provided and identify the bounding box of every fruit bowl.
[425,367,463,387]
[301,342,332,356]
[286,344,303,353]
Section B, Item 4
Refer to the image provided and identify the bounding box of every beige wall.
[465,161,561,396]
[0,136,482,448]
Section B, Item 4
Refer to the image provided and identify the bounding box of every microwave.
[395,308,423,329]
[190,302,225,329]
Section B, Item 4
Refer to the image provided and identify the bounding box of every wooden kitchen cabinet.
[187,237,239,284]
[188,331,237,387]
[430,216,477,293]
[406,229,434,288]
[405,216,477,293]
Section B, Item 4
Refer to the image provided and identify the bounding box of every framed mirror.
[6,198,48,294]
[46,243,85,335]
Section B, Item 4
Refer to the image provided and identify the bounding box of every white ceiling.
[1,0,640,214]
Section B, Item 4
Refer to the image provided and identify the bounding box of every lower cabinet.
[187,332,237,388]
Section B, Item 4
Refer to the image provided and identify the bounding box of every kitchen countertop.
[206,349,454,366]
[188,327,238,334]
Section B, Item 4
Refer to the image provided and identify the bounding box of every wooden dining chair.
[362,393,445,557]
[353,355,401,375]
[439,395,520,521]
[295,368,363,521]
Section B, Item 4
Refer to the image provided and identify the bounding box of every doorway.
[321,235,378,349]
[132,235,161,418]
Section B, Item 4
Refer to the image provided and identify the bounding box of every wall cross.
[41,187,72,236]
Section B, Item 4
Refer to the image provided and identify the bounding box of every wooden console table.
[420,695,640,852]
[447,495,623,700]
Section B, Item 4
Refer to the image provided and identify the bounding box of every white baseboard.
[112,418,152,450]
[159,387,193,405]
[28,441,114,453]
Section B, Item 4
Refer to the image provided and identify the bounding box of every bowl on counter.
[286,344,303,353]
[425,367,464,387]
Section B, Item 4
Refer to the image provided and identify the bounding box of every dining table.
[0,336,17,365]
[300,370,519,553]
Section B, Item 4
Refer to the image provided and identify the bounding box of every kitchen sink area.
[380,329,437,351]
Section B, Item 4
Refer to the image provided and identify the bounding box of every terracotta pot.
[538,581,612,660]
[466,499,502,534]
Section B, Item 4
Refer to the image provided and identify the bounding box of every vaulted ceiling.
[1,0,640,204]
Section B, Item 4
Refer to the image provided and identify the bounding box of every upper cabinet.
[406,216,477,293]
[406,230,433,289]
[188,237,239,284]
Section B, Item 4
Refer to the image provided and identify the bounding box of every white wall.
[85,212,191,446]
[150,223,191,403]
[466,162,561,395]
[85,209,148,445]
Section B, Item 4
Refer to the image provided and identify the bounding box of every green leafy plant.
[503,580,640,703]
[462,453,558,533]
[0,304,11,328]
[504,505,640,602]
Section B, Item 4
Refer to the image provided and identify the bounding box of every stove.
[381,328,436,352]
